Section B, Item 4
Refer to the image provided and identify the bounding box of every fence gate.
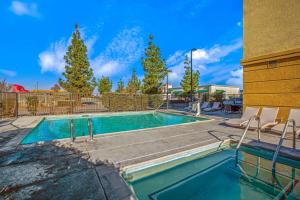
[0,92,17,119]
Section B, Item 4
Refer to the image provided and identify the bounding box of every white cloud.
[166,39,242,86]
[39,40,67,73]
[0,69,17,77]
[85,36,98,55]
[192,39,242,64]
[237,21,242,27]
[38,28,98,74]
[38,27,143,79]
[226,68,243,88]
[166,50,184,66]
[91,27,144,77]
[10,1,40,17]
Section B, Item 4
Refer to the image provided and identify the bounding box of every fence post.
[70,93,73,114]
[141,95,143,111]
[135,95,137,111]
[108,95,111,112]
[16,93,18,118]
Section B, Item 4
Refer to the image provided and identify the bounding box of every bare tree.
[0,79,12,92]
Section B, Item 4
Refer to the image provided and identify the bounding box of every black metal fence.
[0,92,17,119]
[164,93,243,111]
[0,92,164,119]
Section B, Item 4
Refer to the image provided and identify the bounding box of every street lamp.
[166,69,172,110]
[190,48,197,102]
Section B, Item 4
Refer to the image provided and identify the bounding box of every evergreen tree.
[127,68,141,94]
[98,76,112,94]
[59,24,96,95]
[180,55,200,94]
[116,79,125,93]
[142,35,167,94]
[51,84,61,92]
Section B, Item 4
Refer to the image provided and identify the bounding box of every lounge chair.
[203,102,221,112]
[271,109,300,137]
[201,102,210,110]
[245,107,279,130]
[184,102,192,110]
[184,102,198,112]
[225,107,260,127]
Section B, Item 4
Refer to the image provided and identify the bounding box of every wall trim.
[241,48,300,66]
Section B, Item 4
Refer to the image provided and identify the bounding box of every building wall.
[242,0,300,121]
[209,85,240,95]
[243,0,300,59]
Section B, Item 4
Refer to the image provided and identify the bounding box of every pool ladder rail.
[235,156,298,200]
[69,118,94,143]
[235,116,297,174]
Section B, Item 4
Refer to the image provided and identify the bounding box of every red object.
[12,84,29,93]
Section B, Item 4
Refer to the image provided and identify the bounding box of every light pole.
[190,48,197,102]
[166,69,172,110]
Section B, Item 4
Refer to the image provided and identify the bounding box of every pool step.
[243,141,300,161]
[240,145,300,169]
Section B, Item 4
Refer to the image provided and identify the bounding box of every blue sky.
[0,0,243,90]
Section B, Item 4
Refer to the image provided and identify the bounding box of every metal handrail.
[271,119,296,173]
[70,119,74,143]
[88,118,93,141]
[235,115,258,164]
[155,101,166,111]
[257,116,261,142]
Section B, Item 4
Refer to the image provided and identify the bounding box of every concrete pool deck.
[1,110,300,199]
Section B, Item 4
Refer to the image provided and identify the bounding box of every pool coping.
[18,111,215,146]
[120,139,232,199]
[122,139,232,178]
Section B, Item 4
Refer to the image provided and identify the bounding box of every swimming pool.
[21,112,208,144]
[124,144,300,200]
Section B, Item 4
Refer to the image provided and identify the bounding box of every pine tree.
[127,68,141,94]
[116,79,125,93]
[59,24,96,95]
[142,35,167,94]
[51,84,61,92]
[98,76,112,94]
[180,55,200,95]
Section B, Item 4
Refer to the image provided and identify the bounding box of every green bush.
[100,93,163,111]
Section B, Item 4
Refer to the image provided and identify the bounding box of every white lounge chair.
[203,102,221,112]
[201,102,210,110]
[184,102,198,113]
[184,102,192,110]
[246,107,279,130]
[225,107,260,127]
[271,109,300,137]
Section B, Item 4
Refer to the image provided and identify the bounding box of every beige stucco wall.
[243,0,300,59]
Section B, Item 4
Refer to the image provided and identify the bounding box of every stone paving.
[0,111,299,199]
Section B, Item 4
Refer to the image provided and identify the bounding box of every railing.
[70,119,74,142]
[88,118,93,141]
[235,115,260,164]
[271,119,297,173]
[0,92,164,118]
[0,92,17,119]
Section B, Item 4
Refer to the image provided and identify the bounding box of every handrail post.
[271,119,296,174]
[257,116,261,142]
[70,119,74,143]
[235,115,256,165]
[292,119,296,149]
[88,118,93,141]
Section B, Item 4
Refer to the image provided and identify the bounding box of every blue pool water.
[21,112,207,144]
[125,147,300,200]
